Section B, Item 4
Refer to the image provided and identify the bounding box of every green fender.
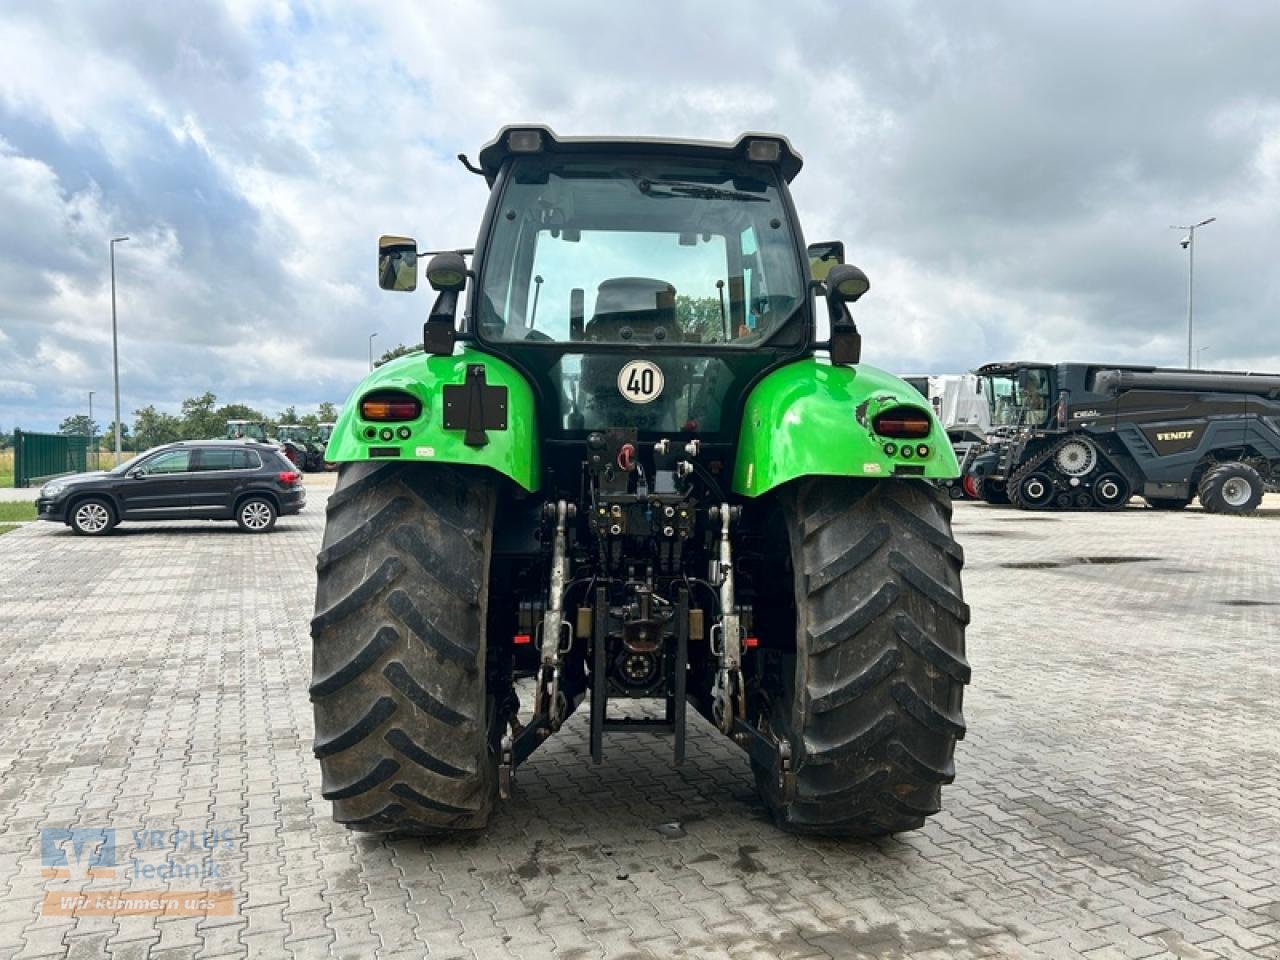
[324,347,541,492]
[732,358,959,497]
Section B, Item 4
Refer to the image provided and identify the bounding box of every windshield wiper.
[628,175,768,203]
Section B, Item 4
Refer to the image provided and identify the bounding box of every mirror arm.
[423,290,459,356]
[826,296,862,366]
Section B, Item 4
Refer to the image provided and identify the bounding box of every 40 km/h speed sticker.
[617,359,665,404]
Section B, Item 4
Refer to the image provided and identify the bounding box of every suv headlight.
[42,481,68,498]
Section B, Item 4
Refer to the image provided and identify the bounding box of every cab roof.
[475,125,804,187]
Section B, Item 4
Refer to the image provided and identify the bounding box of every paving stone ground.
[0,476,1277,959]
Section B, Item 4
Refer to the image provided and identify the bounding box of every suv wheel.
[70,498,116,536]
[237,496,278,533]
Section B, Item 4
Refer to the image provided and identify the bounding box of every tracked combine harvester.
[966,361,1280,513]
[309,126,971,838]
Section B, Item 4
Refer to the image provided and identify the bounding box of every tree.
[676,295,729,343]
[214,403,266,423]
[104,420,133,450]
[316,401,339,422]
[376,343,421,367]
[0,429,10,452]
[180,392,222,440]
[59,415,99,437]
[277,405,299,425]
[133,406,183,450]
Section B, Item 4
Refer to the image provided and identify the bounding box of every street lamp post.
[1170,217,1215,369]
[369,332,378,371]
[110,236,130,458]
[1195,346,1211,369]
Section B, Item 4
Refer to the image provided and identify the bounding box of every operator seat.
[580,278,685,430]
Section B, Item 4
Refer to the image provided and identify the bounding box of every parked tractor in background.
[276,424,325,472]
[225,420,269,443]
[901,374,992,499]
[316,422,338,470]
[966,361,1280,513]
[311,127,969,839]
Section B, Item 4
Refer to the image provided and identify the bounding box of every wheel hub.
[1222,477,1252,506]
[1054,440,1097,477]
[76,503,109,533]
[242,503,271,529]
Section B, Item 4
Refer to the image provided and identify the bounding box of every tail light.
[360,390,422,422]
[872,406,932,439]
[277,471,301,486]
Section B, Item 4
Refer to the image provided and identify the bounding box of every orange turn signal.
[360,391,422,422]
[872,406,931,439]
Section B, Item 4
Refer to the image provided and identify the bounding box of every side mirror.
[126,467,144,479]
[378,235,418,292]
[807,240,845,282]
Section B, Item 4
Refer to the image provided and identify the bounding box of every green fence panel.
[13,430,90,487]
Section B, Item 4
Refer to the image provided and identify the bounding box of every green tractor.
[311,127,969,837]
[276,424,325,472]
[225,419,269,442]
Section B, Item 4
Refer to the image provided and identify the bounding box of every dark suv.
[36,440,307,536]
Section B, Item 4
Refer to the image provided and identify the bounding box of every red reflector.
[872,407,931,439]
[744,636,759,649]
[361,391,422,422]
[277,471,300,485]
[513,634,532,645]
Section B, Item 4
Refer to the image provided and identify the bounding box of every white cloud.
[1,0,1278,433]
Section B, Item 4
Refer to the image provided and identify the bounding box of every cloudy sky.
[2,0,1278,432]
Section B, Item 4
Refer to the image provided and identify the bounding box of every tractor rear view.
[967,361,1280,513]
[310,127,969,838]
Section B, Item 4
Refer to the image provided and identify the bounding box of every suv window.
[194,448,261,471]
[141,450,192,475]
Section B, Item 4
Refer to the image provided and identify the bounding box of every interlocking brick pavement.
[0,477,1277,958]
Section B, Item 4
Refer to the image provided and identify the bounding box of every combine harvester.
[966,362,1280,513]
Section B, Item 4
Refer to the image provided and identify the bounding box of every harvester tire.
[310,462,499,834]
[755,479,970,836]
[1198,462,1264,515]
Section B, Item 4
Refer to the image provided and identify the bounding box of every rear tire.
[310,462,499,834]
[976,477,1009,505]
[754,479,970,836]
[236,496,277,533]
[1198,462,1264,515]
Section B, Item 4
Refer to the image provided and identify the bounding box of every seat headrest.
[592,277,676,325]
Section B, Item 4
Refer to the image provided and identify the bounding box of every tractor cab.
[374,128,871,461]
[225,419,268,442]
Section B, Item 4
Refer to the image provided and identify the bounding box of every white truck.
[901,374,992,497]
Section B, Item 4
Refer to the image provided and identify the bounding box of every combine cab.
[967,361,1280,512]
[311,127,970,837]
